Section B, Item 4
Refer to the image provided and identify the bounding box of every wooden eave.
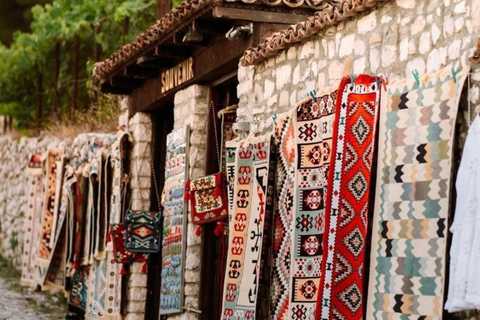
[96,2,315,115]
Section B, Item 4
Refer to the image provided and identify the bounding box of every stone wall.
[237,0,480,134]
[122,84,209,320]
[124,112,152,320]
[0,136,58,270]
[235,0,480,319]
[168,84,210,320]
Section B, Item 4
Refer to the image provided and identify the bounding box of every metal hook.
[374,76,381,90]
[306,89,317,99]
[272,113,278,125]
[350,73,357,85]
[451,66,460,83]
[412,70,420,85]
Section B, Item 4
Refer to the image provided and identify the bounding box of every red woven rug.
[316,75,380,319]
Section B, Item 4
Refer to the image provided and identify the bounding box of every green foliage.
[10,231,18,252]
[0,0,158,130]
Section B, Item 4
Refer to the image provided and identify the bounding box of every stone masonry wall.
[122,84,209,320]
[236,0,480,319]
[0,136,58,270]
[237,0,480,134]
[168,84,210,320]
[124,111,153,320]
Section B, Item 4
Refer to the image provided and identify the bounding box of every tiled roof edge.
[240,0,387,66]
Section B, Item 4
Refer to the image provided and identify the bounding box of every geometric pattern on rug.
[85,258,107,320]
[317,75,381,320]
[37,148,62,268]
[21,154,43,287]
[289,91,336,320]
[160,126,189,315]
[124,210,161,253]
[365,67,470,320]
[69,266,90,311]
[105,249,123,319]
[270,113,295,320]
[221,136,275,320]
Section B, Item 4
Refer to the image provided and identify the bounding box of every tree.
[0,0,158,130]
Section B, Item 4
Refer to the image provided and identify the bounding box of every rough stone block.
[357,11,377,34]
[184,283,200,296]
[185,245,201,270]
[396,0,415,9]
[419,31,432,55]
[126,301,146,313]
[299,42,314,59]
[128,273,148,288]
[275,65,292,90]
[125,313,145,320]
[185,270,200,283]
[381,45,397,68]
[264,79,275,99]
[127,287,147,301]
[426,47,447,73]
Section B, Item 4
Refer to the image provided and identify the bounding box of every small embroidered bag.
[123,146,163,253]
[111,223,148,263]
[124,209,162,253]
[184,102,229,225]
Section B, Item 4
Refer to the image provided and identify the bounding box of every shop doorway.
[199,74,239,320]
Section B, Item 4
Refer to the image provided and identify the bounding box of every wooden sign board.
[160,57,194,94]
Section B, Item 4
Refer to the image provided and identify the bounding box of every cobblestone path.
[0,277,66,320]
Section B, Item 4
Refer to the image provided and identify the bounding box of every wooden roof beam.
[100,82,134,95]
[194,19,235,35]
[124,65,159,79]
[213,7,309,24]
[137,55,177,69]
[154,46,193,59]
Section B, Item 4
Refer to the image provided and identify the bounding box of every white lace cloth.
[445,115,480,312]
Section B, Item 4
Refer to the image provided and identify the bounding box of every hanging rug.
[366,67,470,319]
[317,75,381,320]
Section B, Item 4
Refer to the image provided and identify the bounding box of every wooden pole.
[37,71,43,129]
[3,116,7,133]
[71,34,79,120]
[157,0,164,19]
[123,17,130,45]
[165,0,172,13]
[53,40,60,117]
[93,22,102,112]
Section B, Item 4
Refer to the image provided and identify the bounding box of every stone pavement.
[0,277,66,320]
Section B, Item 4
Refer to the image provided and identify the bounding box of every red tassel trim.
[195,225,202,237]
[120,265,127,275]
[184,181,191,201]
[142,261,147,274]
[213,222,224,237]
[73,261,80,270]
[106,233,111,243]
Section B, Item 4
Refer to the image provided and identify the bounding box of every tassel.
[213,185,221,197]
[106,233,111,243]
[195,225,202,237]
[213,222,224,237]
[184,181,191,201]
[120,265,127,275]
[141,261,147,274]
[73,261,80,270]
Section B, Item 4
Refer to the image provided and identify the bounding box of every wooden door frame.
[145,106,175,320]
